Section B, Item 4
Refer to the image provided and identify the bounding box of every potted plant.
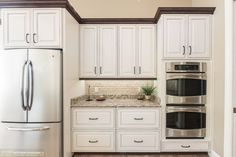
[141,84,156,100]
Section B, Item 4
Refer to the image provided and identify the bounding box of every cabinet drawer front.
[117,131,160,152]
[72,108,114,129]
[161,140,209,152]
[72,131,115,152]
[117,108,160,128]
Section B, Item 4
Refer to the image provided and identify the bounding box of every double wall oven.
[165,62,207,139]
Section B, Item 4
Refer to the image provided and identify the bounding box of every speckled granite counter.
[71,97,161,107]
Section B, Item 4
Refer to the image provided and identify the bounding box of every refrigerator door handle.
[21,61,28,111]
[28,61,34,110]
[6,126,50,132]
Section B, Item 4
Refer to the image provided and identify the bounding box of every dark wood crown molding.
[154,7,216,23]
[0,1,216,24]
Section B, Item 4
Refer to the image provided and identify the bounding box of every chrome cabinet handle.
[181,145,191,148]
[28,61,34,111]
[139,66,141,74]
[33,33,37,43]
[134,117,144,120]
[21,61,28,111]
[89,118,98,120]
[189,46,192,55]
[100,67,102,74]
[183,46,186,55]
[89,140,98,143]
[26,33,30,43]
[134,66,136,74]
[134,140,143,143]
[94,67,97,75]
[7,126,50,132]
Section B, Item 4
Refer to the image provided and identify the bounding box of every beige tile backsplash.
[85,80,155,96]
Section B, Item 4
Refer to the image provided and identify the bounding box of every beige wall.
[69,0,192,18]
[192,0,225,156]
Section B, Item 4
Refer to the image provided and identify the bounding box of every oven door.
[166,73,207,104]
[166,106,206,139]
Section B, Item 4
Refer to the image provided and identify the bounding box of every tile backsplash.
[85,80,155,96]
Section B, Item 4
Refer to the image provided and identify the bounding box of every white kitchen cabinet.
[163,14,211,59]
[99,25,117,77]
[138,25,156,78]
[118,25,137,78]
[163,15,186,58]
[188,15,211,58]
[2,8,62,49]
[3,9,31,48]
[80,25,98,77]
[32,9,62,48]
[80,25,117,78]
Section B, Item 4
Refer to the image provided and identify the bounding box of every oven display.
[175,65,199,71]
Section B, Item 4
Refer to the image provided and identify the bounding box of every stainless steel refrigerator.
[0,49,62,157]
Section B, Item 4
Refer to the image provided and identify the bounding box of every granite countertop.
[71,96,161,107]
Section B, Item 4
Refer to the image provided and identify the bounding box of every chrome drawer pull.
[134,140,143,143]
[89,140,98,143]
[181,145,191,148]
[89,118,99,120]
[134,117,144,120]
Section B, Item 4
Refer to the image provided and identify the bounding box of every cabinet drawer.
[161,140,209,152]
[117,108,160,128]
[72,108,114,129]
[117,131,160,152]
[72,131,115,152]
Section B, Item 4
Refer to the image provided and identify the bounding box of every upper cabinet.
[163,15,211,59]
[80,25,117,78]
[2,8,62,49]
[80,24,157,79]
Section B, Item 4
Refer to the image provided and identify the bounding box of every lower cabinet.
[72,131,115,152]
[117,131,160,152]
[161,140,209,152]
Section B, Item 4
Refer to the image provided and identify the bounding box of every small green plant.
[141,84,156,96]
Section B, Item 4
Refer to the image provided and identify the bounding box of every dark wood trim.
[79,78,157,80]
[0,1,216,24]
[154,7,216,23]
[80,18,155,24]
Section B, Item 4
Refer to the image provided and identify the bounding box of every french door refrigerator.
[0,49,62,157]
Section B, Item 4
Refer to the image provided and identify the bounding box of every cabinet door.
[163,15,187,58]
[80,25,98,78]
[188,15,211,59]
[33,8,62,48]
[3,9,31,48]
[118,25,136,77]
[138,25,156,78]
[99,25,117,77]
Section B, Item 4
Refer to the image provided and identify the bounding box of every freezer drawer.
[0,123,61,157]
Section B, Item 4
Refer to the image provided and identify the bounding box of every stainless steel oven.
[166,62,207,105]
[166,106,206,139]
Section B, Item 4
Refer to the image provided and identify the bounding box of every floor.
[73,153,209,157]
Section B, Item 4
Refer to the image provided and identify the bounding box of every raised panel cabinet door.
[188,15,211,59]
[138,25,156,78]
[118,25,136,77]
[163,15,187,58]
[99,25,117,77]
[80,25,98,78]
[32,8,62,48]
[3,9,31,48]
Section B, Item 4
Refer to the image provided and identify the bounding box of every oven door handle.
[166,73,206,80]
[166,107,206,113]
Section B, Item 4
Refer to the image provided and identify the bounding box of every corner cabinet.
[2,8,62,49]
[162,15,211,59]
[79,24,157,79]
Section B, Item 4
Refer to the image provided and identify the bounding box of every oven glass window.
[166,79,206,96]
[166,112,206,129]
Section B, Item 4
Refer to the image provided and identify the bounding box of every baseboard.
[209,150,221,157]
